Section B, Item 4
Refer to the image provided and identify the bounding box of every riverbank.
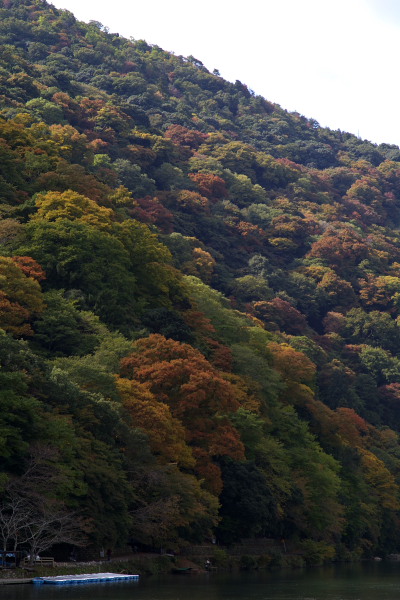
[0,554,187,583]
[0,541,365,584]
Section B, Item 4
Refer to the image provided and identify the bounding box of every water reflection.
[2,562,400,600]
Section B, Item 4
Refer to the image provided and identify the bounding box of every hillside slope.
[1,0,400,561]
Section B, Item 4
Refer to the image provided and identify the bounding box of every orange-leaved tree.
[120,334,246,494]
[116,376,194,469]
[0,256,45,336]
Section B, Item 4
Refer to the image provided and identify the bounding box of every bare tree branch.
[0,445,87,560]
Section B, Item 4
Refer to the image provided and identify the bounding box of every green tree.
[20,220,138,329]
[217,458,278,544]
[33,290,101,356]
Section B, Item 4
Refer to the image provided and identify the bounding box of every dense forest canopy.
[2,0,400,562]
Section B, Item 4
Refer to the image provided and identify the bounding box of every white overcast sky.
[50,0,400,147]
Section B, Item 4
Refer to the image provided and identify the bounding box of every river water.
[3,562,400,600]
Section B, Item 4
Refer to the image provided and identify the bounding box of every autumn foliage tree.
[0,256,45,336]
[307,226,369,277]
[116,376,194,468]
[32,189,115,229]
[120,334,246,493]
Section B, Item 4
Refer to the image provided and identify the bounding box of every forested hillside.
[2,0,400,562]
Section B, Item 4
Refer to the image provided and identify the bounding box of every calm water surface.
[3,562,400,600]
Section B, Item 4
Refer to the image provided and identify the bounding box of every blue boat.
[33,572,140,585]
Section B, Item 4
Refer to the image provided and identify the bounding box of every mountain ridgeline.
[2,0,400,563]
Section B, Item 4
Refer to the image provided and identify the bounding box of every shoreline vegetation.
[0,543,367,582]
